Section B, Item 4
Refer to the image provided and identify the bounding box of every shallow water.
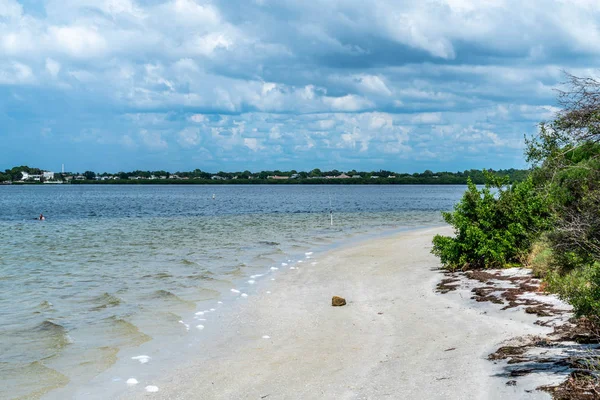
[0,184,465,399]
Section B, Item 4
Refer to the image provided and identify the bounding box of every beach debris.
[126,378,139,385]
[444,347,456,352]
[436,276,460,293]
[506,380,517,386]
[332,296,346,306]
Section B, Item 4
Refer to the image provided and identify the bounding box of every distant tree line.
[1,166,531,185]
[0,166,43,182]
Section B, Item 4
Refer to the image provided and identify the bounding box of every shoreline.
[73,226,567,399]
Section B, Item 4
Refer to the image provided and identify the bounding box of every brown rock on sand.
[332,296,346,306]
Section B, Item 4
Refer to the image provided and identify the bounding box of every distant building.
[43,171,54,180]
[267,175,289,180]
[371,175,379,179]
[352,175,361,179]
[21,172,41,181]
[336,173,350,179]
[211,176,227,180]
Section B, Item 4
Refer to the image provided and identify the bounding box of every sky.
[1,0,599,173]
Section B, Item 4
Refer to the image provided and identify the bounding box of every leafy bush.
[548,263,600,318]
[432,174,552,270]
[528,239,554,278]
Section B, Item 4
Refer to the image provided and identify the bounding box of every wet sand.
[122,226,559,399]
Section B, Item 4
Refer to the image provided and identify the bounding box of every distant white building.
[21,172,41,181]
[21,171,54,181]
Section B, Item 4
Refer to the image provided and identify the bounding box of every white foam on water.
[217,301,223,304]
[311,262,318,266]
[230,288,241,294]
[195,318,206,321]
[145,385,159,393]
[271,278,275,281]
[251,274,264,279]
[196,324,205,330]
[266,291,271,294]
[262,335,270,339]
[270,267,279,271]
[290,266,296,270]
[131,355,151,364]
[178,320,190,331]
[195,311,204,316]
[281,263,288,267]
[126,378,138,386]
[298,260,303,263]
[210,308,216,312]
[287,259,292,262]
[248,280,256,284]
[305,252,313,256]
[241,293,248,298]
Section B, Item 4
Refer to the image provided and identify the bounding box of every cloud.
[139,129,168,150]
[45,58,61,77]
[177,127,201,148]
[2,0,598,172]
[0,62,34,84]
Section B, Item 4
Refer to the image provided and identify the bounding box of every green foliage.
[548,263,600,318]
[2,165,530,185]
[528,240,554,278]
[523,73,600,318]
[432,174,552,270]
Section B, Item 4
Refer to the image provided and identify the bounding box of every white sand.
[125,226,558,399]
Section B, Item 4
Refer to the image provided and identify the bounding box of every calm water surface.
[0,184,465,399]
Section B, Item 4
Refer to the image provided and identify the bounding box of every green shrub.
[432,174,552,270]
[548,263,600,318]
[528,239,554,278]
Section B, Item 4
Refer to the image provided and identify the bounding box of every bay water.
[0,184,465,399]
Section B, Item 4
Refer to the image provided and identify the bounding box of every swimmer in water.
[38,214,45,221]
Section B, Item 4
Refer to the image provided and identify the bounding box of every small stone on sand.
[332,296,346,306]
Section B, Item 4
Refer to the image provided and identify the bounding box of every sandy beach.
[120,226,563,400]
